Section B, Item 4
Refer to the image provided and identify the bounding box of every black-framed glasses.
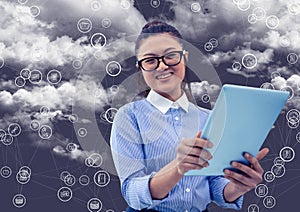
[137,50,186,72]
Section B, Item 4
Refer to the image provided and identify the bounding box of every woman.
[110,20,268,212]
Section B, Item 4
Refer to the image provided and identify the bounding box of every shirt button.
[185,188,190,192]
[174,116,179,121]
[185,210,189,212]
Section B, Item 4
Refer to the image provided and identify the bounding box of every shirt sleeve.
[110,104,166,210]
[208,176,243,210]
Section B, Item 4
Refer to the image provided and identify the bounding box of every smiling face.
[136,33,187,101]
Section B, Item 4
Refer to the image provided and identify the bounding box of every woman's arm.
[150,132,213,199]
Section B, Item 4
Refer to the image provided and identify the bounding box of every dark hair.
[135,20,195,103]
[135,20,183,54]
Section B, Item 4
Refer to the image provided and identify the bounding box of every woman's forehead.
[137,33,182,55]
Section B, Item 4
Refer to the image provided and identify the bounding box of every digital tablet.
[185,84,289,176]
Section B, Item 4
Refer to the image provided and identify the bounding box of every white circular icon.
[106,61,122,77]
[120,0,131,9]
[77,18,92,33]
[263,196,276,209]
[91,33,107,49]
[286,109,300,125]
[287,53,298,64]
[94,170,110,187]
[248,204,259,212]
[20,68,31,79]
[12,194,26,208]
[0,129,5,141]
[2,134,13,145]
[0,56,4,68]
[271,164,285,178]
[279,146,295,162]
[252,7,266,20]
[236,0,250,11]
[101,18,112,28]
[151,0,160,8]
[264,171,275,183]
[0,166,12,178]
[85,153,103,168]
[78,128,87,137]
[30,120,40,131]
[255,184,268,197]
[57,187,73,202]
[60,171,71,181]
[201,94,210,103]
[248,14,257,24]
[68,114,78,123]
[29,6,40,17]
[279,36,290,48]
[16,170,31,185]
[29,69,42,84]
[204,42,214,52]
[40,106,50,115]
[79,175,90,186]
[18,0,28,4]
[15,76,26,88]
[38,125,52,139]
[64,174,76,187]
[209,38,218,48]
[271,71,280,79]
[260,82,274,90]
[110,85,119,94]
[105,108,118,123]
[47,69,62,85]
[8,123,22,137]
[66,143,77,152]
[19,166,31,176]
[242,53,257,69]
[288,3,300,15]
[87,198,102,212]
[273,156,285,166]
[191,2,201,12]
[232,61,242,72]
[280,86,294,100]
[91,0,101,11]
[72,59,83,69]
[266,15,279,29]
[296,132,300,143]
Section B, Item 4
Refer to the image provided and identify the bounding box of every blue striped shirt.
[110,90,243,211]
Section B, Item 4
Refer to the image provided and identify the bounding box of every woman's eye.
[144,58,156,64]
[165,52,178,59]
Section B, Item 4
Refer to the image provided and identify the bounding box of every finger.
[223,169,256,188]
[194,138,214,149]
[179,162,208,174]
[231,162,262,182]
[244,153,264,174]
[188,147,212,160]
[195,131,202,138]
[181,155,209,167]
[224,175,250,191]
[256,148,269,161]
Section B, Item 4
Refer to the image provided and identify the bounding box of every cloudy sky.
[0,0,300,211]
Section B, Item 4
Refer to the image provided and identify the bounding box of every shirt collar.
[146,89,189,114]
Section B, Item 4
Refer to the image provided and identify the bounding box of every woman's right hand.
[176,131,214,175]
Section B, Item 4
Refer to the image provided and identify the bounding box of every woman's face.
[136,33,187,101]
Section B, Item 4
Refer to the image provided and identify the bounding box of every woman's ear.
[184,51,189,63]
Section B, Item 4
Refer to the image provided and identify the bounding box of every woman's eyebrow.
[142,47,178,57]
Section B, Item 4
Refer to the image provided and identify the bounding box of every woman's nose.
[156,59,168,71]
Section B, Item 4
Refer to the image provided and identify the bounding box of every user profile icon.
[12,194,26,208]
[77,18,92,33]
[57,187,73,202]
[151,0,160,8]
[263,196,276,209]
[87,198,102,212]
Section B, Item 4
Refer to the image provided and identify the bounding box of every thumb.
[195,131,202,138]
[256,148,269,161]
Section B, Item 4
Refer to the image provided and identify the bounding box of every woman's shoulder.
[189,102,211,116]
[115,99,150,117]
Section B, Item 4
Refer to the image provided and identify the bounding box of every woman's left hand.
[223,148,269,198]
